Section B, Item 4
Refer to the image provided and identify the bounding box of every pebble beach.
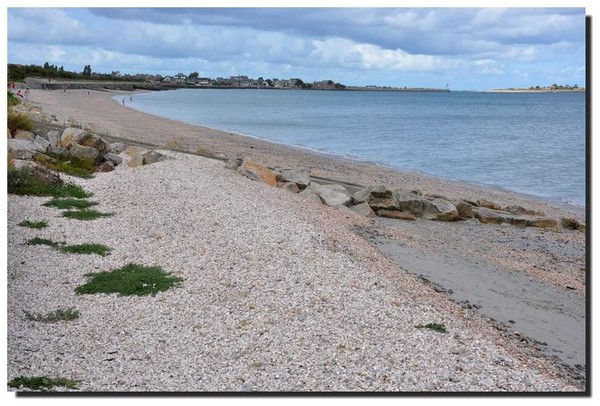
[6,88,587,392]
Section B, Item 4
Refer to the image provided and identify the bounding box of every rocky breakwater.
[7,126,168,173]
[225,158,586,233]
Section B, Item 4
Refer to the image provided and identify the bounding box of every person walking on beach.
[130,96,132,102]
[122,98,125,106]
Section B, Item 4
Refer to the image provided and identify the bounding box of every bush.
[41,152,96,178]
[7,111,33,135]
[8,376,79,391]
[43,197,98,210]
[18,220,49,229]
[8,166,90,198]
[8,91,19,107]
[62,209,114,221]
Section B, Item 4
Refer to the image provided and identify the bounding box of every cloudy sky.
[6,5,587,90]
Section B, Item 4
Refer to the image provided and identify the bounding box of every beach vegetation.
[7,111,33,135]
[8,166,90,198]
[18,220,49,229]
[26,237,111,256]
[41,152,96,178]
[8,91,20,107]
[43,197,98,210]
[415,322,448,334]
[62,209,114,221]
[24,307,80,323]
[75,263,183,296]
[8,376,79,391]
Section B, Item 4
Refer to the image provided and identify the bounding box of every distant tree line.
[7,63,139,82]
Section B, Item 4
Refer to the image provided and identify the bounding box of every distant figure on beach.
[87,91,90,95]
[130,96,132,102]
[122,98,125,106]
[16,90,22,98]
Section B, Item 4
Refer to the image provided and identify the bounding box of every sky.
[5,4,588,90]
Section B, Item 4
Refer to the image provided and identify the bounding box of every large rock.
[224,158,243,171]
[376,209,416,221]
[299,185,323,204]
[473,207,507,224]
[7,139,36,160]
[109,142,128,154]
[314,183,352,207]
[560,217,585,232]
[33,135,50,153]
[395,191,425,216]
[477,199,502,210]
[353,185,392,204]
[423,198,459,221]
[97,161,115,172]
[274,168,310,189]
[76,134,109,155]
[349,202,376,217]
[238,161,278,187]
[528,218,559,229]
[455,200,475,219]
[47,146,68,156]
[279,182,300,193]
[505,205,541,216]
[124,145,150,157]
[59,127,86,148]
[46,130,61,147]
[69,143,99,162]
[103,152,123,165]
[128,154,144,168]
[13,130,35,141]
[143,150,167,165]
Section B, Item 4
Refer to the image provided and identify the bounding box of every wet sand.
[22,87,587,378]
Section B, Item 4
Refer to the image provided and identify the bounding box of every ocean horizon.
[119,88,586,208]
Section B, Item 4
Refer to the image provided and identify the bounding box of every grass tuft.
[75,263,183,296]
[26,237,60,248]
[8,166,90,198]
[18,220,49,229]
[62,209,114,221]
[42,152,96,178]
[60,243,111,256]
[415,322,448,334]
[43,197,99,210]
[24,307,80,323]
[8,111,33,134]
[8,376,79,391]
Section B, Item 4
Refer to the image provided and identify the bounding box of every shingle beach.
[6,88,586,392]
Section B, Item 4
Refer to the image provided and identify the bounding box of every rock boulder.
[238,162,278,187]
[422,198,459,221]
[274,168,310,189]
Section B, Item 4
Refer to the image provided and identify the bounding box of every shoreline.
[28,88,585,220]
[8,88,587,390]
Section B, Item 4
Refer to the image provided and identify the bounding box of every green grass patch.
[24,307,80,323]
[8,166,91,198]
[415,322,448,334]
[8,376,79,391]
[8,91,20,107]
[18,220,49,229]
[26,237,111,256]
[62,209,114,221]
[43,152,96,178]
[7,111,33,134]
[75,263,183,296]
[43,197,98,210]
[60,243,111,256]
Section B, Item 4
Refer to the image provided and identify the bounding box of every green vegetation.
[24,307,80,323]
[7,111,33,135]
[26,237,111,256]
[60,243,111,256]
[8,376,79,391]
[62,209,114,221]
[40,152,96,178]
[75,263,183,296]
[8,166,90,198]
[43,197,99,210]
[8,90,20,107]
[415,322,448,334]
[18,220,49,229]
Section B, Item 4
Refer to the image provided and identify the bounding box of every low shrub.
[26,237,111,256]
[18,220,49,229]
[7,111,33,135]
[42,152,96,178]
[415,322,448,334]
[75,263,183,296]
[8,166,90,198]
[62,209,114,221]
[8,376,79,391]
[24,307,80,323]
[43,198,98,210]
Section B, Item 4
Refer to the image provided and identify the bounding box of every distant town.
[7,63,450,92]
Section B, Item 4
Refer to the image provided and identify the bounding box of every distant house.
[312,80,336,90]
[174,73,187,83]
[162,76,174,83]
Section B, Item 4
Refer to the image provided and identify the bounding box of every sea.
[119,88,586,208]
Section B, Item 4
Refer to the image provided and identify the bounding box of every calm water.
[121,89,586,207]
